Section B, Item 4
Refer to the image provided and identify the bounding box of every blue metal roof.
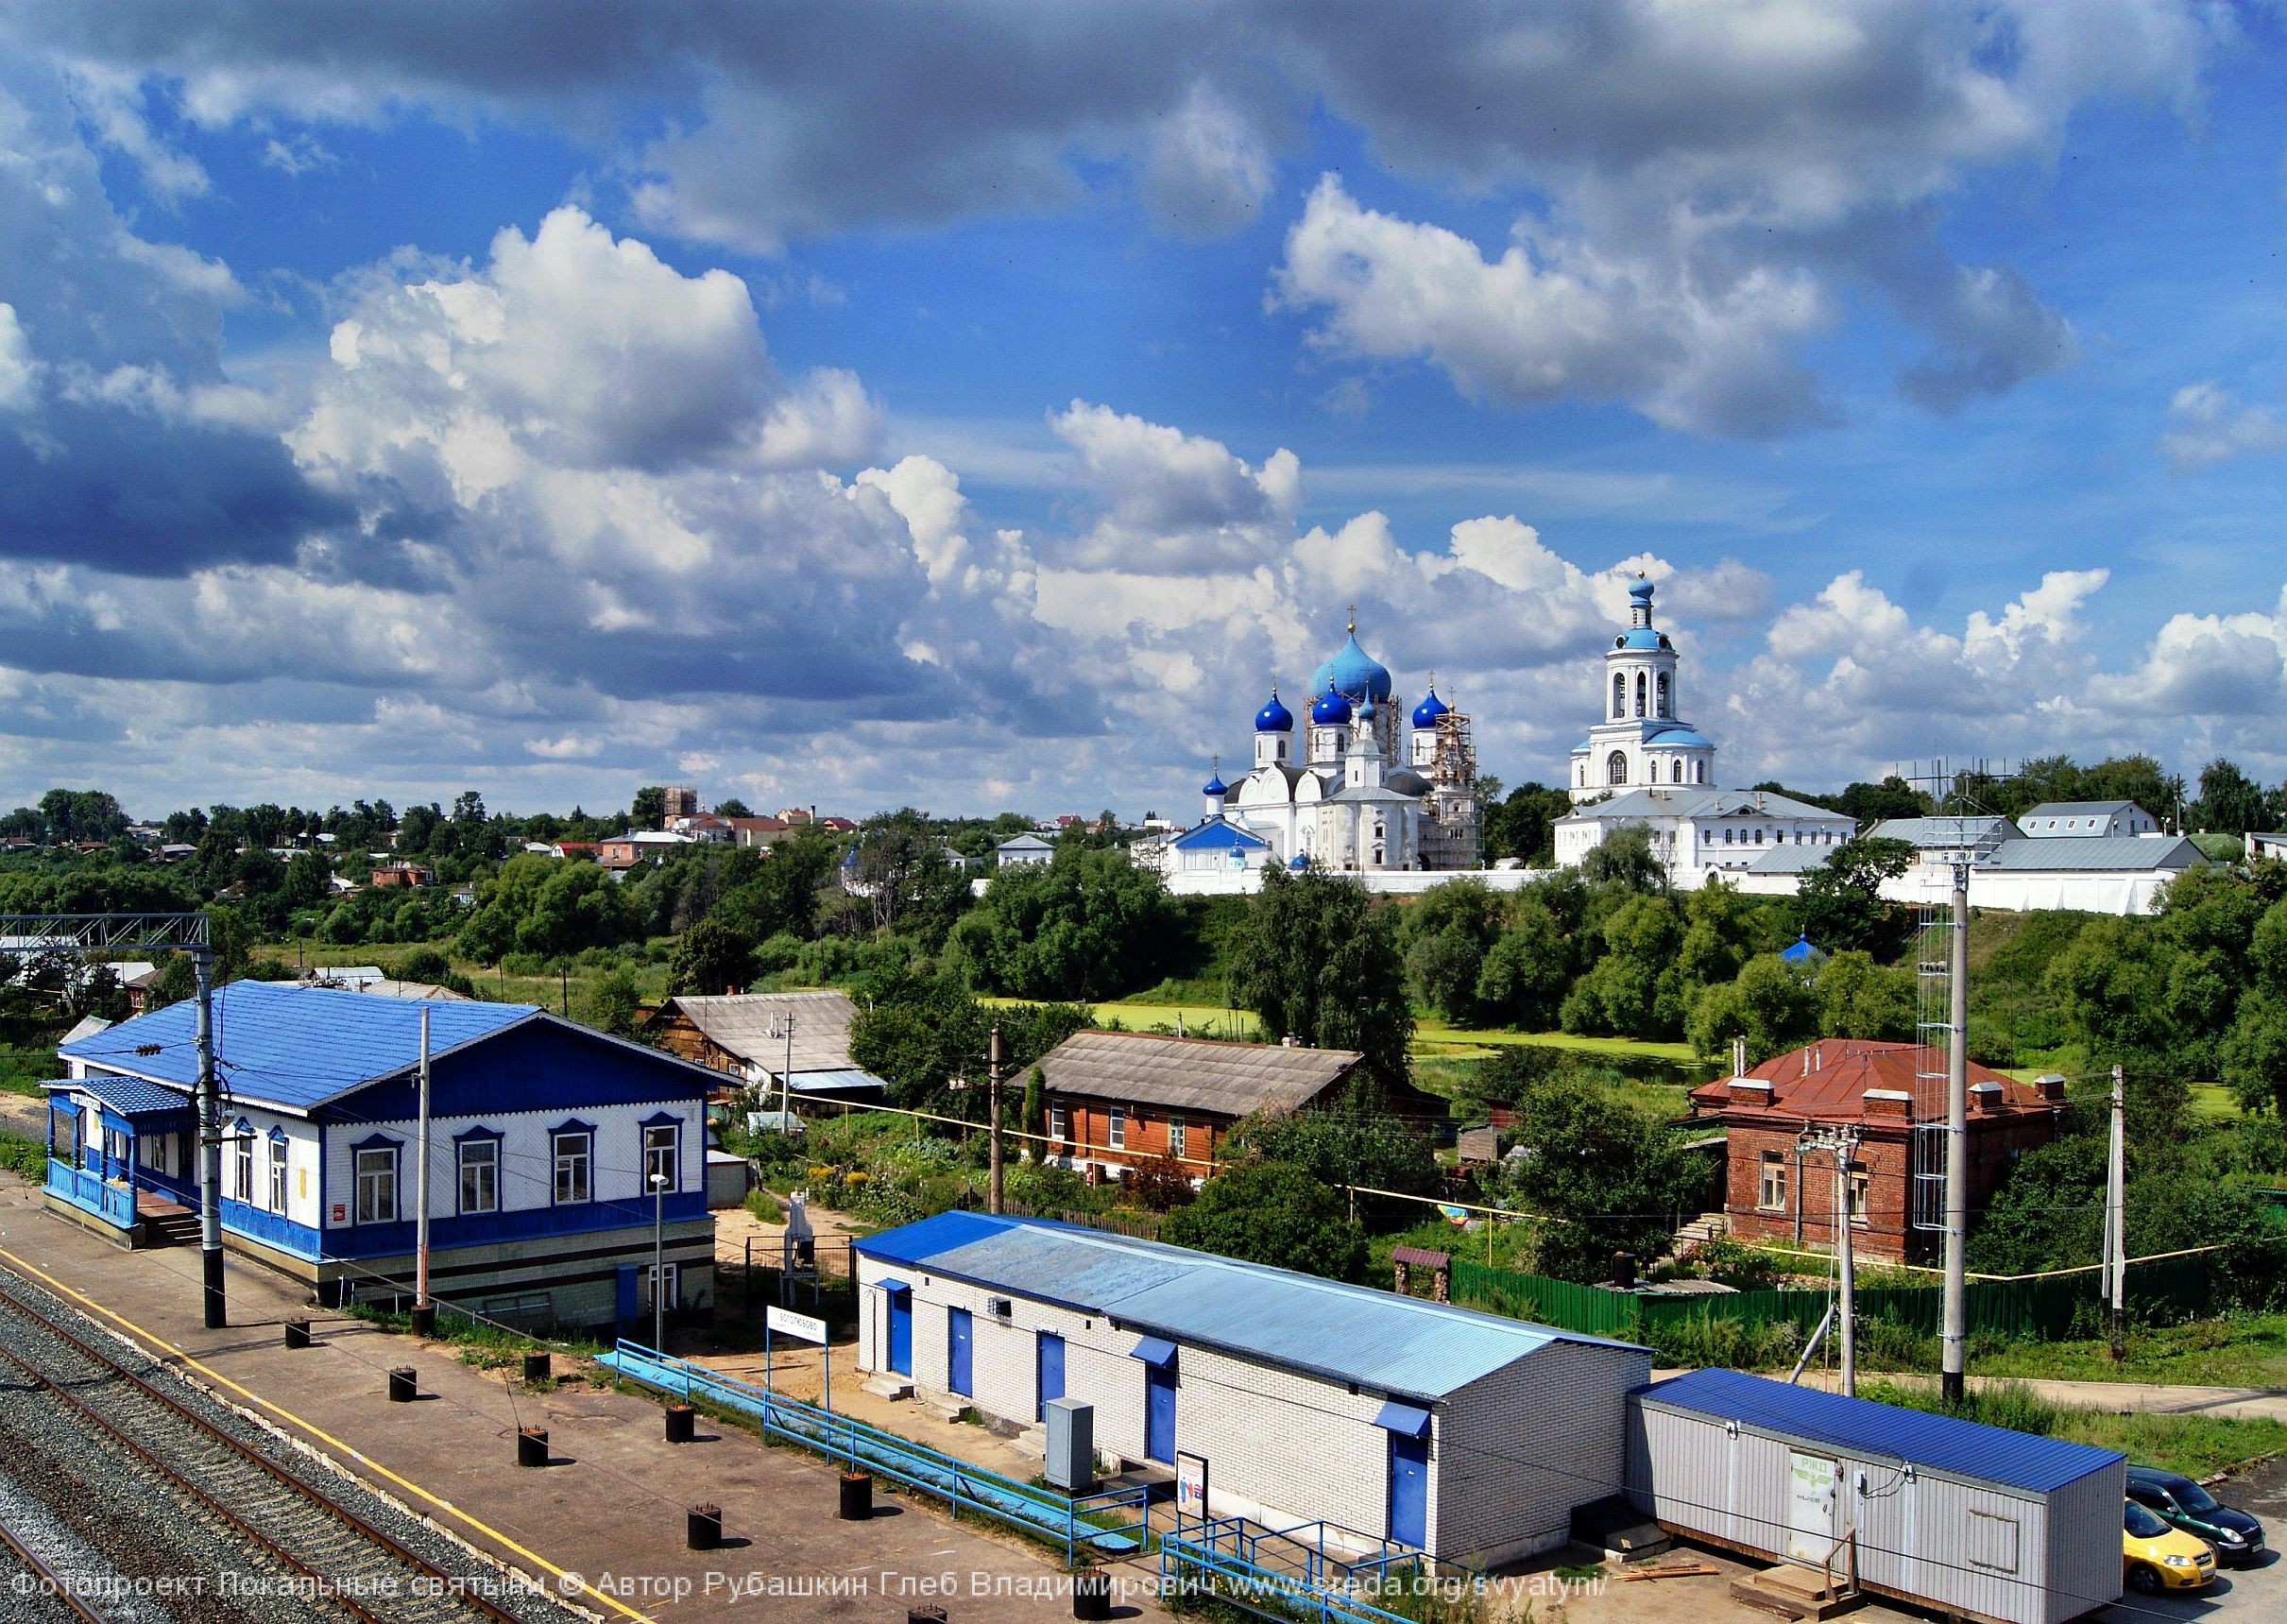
[1170,820,1270,850]
[59,981,535,1113]
[1633,1369,2122,1494]
[855,1213,1642,1402]
[47,1072,193,1122]
[785,1068,889,1094]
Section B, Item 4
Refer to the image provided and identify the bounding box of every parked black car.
[2126,1466,2267,1566]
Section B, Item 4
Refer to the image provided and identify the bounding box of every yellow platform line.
[0,1245,653,1624]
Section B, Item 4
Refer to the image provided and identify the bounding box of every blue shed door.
[1145,1361,1176,1463]
[887,1291,913,1376]
[1388,1430,1428,1548]
[1035,1332,1066,1420]
[947,1307,973,1396]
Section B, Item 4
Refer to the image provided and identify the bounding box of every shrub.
[1123,1154,1198,1212]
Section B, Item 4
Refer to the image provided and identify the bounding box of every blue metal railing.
[600,1342,1152,1568]
[1160,1516,1425,1624]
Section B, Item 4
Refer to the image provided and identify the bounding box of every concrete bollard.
[283,1316,312,1350]
[517,1426,549,1468]
[837,1469,872,1521]
[521,1351,551,1385]
[1071,1568,1112,1621]
[387,1366,417,1403]
[664,1403,696,1444]
[687,1504,722,1551]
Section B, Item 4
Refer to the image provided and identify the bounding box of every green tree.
[1561,893,1685,1038]
[1835,777,1926,826]
[630,786,668,829]
[2077,754,2181,824]
[2225,897,2287,1119]
[1793,836,1914,954]
[849,976,1092,1114]
[1813,950,1916,1042]
[668,916,758,997]
[1579,825,1664,892]
[1473,894,1572,1030]
[1480,782,1574,865]
[1686,952,1818,1063]
[1505,1074,1705,1282]
[1226,867,1412,1082]
[1400,880,1508,1024]
[1160,1160,1366,1281]
[948,844,1179,1000]
[2046,918,2188,1139]
[283,848,333,909]
[1227,1079,1440,1205]
[713,797,753,819]
[2153,864,2267,1074]
[582,966,642,1034]
[1020,1065,1047,1143]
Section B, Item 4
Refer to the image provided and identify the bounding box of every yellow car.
[2125,1499,2216,1594]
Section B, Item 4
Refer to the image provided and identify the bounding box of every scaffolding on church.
[1422,707,1481,869]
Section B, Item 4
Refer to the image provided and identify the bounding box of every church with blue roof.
[43,981,721,1334]
[1151,615,1482,878]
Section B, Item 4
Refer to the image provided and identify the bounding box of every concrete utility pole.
[193,946,226,1329]
[413,1005,434,1336]
[651,1172,669,1353]
[2107,1062,2127,1359]
[987,1021,1004,1215]
[1940,859,1971,1408]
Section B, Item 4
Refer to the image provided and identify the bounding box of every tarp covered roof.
[858,1211,1640,1401]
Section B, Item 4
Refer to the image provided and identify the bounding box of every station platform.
[0,1171,1157,1622]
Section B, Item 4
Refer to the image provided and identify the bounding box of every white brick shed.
[852,1212,1649,1565]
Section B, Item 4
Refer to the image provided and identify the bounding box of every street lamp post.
[650,1171,669,1353]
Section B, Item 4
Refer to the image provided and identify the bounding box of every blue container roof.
[1633,1369,2122,1493]
[857,1211,1643,1402]
[60,982,538,1113]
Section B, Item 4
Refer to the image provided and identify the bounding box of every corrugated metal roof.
[657,990,857,1070]
[2022,800,2140,818]
[1633,1369,2121,1493]
[1979,835,2204,873]
[1035,1029,1359,1117]
[855,1212,1640,1401]
[785,1068,888,1094]
[1564,787,1851,823]
[59,982,534,1113]
[1867,815,2022,849]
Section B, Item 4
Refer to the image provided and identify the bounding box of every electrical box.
[1045,1397,1097,1493]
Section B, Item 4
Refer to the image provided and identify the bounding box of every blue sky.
[2,2,2285,821]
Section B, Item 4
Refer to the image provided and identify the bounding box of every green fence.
[1448,1255,2210,1345]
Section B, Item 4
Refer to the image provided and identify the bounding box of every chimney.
[1970,1081,2005,1115]
[2033,1072,2067,1103]
[1862,1089,1911,1120]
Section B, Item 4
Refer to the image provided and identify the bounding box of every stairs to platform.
[1729,1562,1862,1620]
[1672,1210,1730,1258]
[137,1201,201,1247]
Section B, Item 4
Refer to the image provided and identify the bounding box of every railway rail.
[0,1510,108,1624]
[0,1277,544,1624]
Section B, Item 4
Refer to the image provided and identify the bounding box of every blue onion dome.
[1411,686,1451,729]
[1629,573,1656,603]
[1202,770,1229,796]
[1289,852,1310,871]
[1254,688,1294,732]
[1309,682,1353,726]
[1310,625,1393,703]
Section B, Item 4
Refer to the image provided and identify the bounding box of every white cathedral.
[1145,618,1482,878]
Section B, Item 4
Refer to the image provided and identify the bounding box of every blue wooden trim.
[324,1190,708,1258]
[549,1124,594,1209]
[451,1121,502,1145]
[349,1130,403,1153]
[46,1158,134,1229]
[548,1116,598,1137]
[640,1118,682,1193]
[218,1195,324,1259]
[348,1137,401,1228]
[454,1134,500,1217]
[638,1109,680,1127]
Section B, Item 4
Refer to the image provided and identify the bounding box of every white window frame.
[233,1128,254,1204]
[459,1138,500,1216]
[353,1145,398,1225]
[553,1130,592,1205]
[1848,1167,1869,1227]
[643,1121,679,1192]
[267,1135,288,1213]
[640,1261,679,1313]
[1758,1150,1786,1212]
[1108,1106,1127,1150]
[1168,1114,1186,1161]
[1048,1102,1068,1141]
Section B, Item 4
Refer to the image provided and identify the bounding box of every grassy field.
[0,1045,58,1099]
[251,942,674,1014]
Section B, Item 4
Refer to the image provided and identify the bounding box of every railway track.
[0,1510,107,1624]
[0,1277,553,1624]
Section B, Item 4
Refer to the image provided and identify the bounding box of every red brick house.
[1033,1030,1445,1184]
[1686,1040,2065,1264]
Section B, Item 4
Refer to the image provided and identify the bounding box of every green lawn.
[1411,1022,1701,1063]
[0,1045,60,1098]
[2189,1082,2243,1120]
[983,999,1262,1041]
